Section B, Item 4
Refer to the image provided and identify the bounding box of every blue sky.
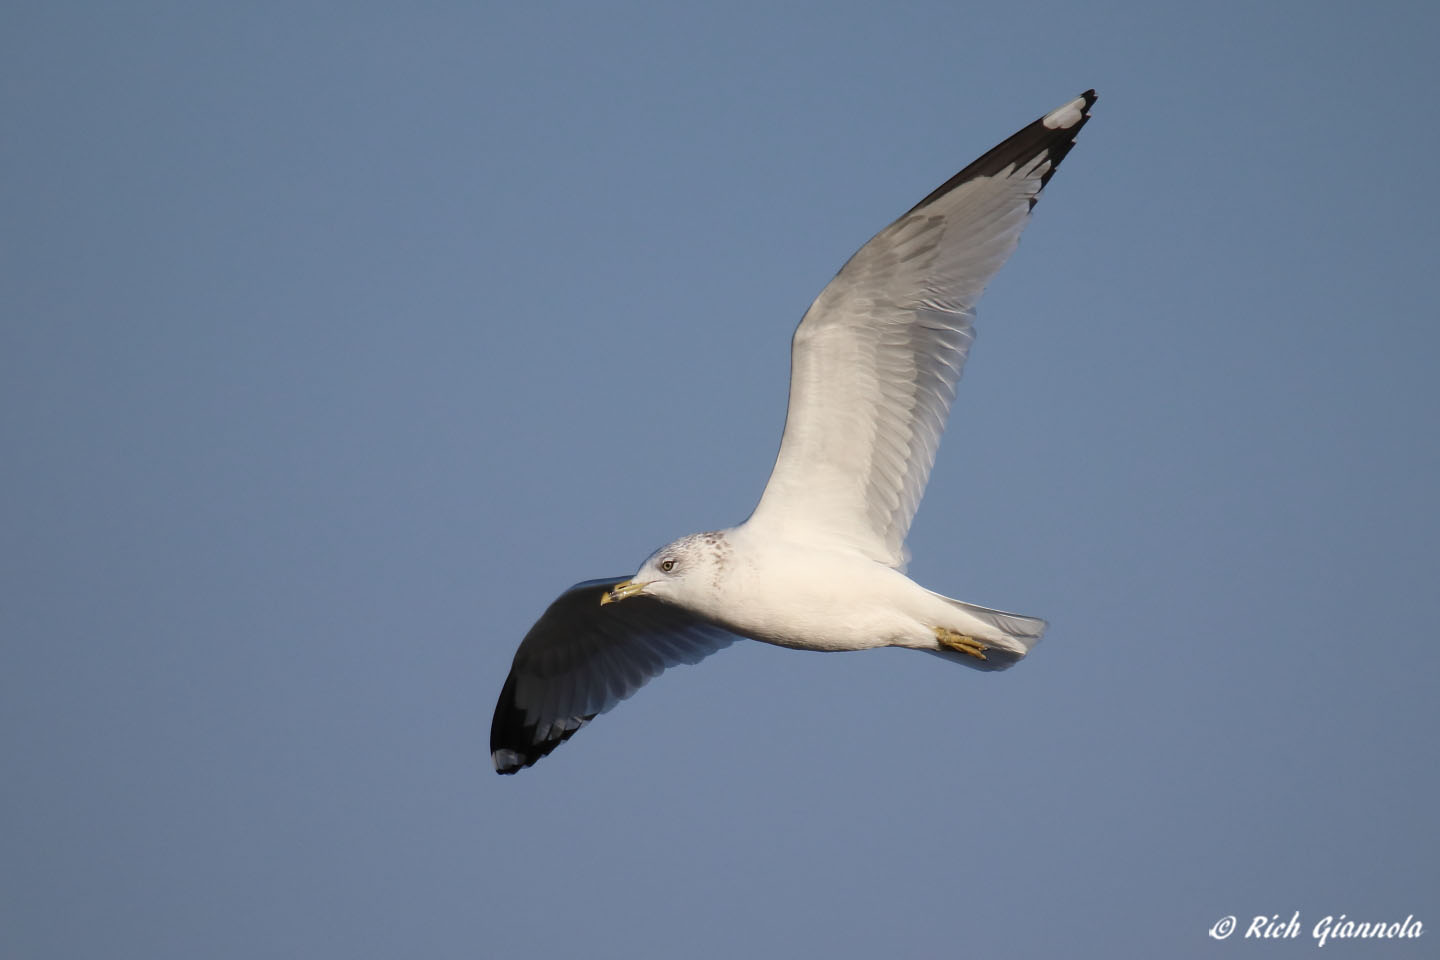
[3,2,1437,958]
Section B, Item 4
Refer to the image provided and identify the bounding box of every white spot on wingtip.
[1042,97,1085,130]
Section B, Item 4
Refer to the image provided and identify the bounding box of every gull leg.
[934,626,989,662]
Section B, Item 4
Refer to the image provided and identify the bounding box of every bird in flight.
[492,91,1096,774]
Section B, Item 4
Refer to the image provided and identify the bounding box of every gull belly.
[685,531,993,655]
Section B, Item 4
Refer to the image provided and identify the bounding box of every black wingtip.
[906,89,1097,216]
[490,671,593,775]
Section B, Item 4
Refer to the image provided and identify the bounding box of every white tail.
[927,590,1047,671]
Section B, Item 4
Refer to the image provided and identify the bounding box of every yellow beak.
[599,579,649,606]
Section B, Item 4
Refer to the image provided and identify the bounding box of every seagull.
[492,91,1096,774]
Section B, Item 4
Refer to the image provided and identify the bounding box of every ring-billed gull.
[492,91,1096,774]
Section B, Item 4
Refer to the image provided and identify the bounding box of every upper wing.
[491,577,739,774]
[745,91,1095,568]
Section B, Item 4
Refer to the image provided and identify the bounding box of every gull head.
[600,531,733,607]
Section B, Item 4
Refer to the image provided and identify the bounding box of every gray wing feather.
[491,577,738,774]
[747,92,1095,568]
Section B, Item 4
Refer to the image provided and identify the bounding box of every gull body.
[491,91,1096,774]
[626,528,1033,659]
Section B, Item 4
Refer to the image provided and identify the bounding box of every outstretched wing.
[491,577,740,774]
[745,91,1095,568]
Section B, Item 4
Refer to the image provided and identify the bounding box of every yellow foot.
[934,627,989,662]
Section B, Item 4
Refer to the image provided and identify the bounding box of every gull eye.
[659,558,678,573]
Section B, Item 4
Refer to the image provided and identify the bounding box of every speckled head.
[600,530,734,607]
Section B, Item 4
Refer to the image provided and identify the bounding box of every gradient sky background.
[4,3,1437,958]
